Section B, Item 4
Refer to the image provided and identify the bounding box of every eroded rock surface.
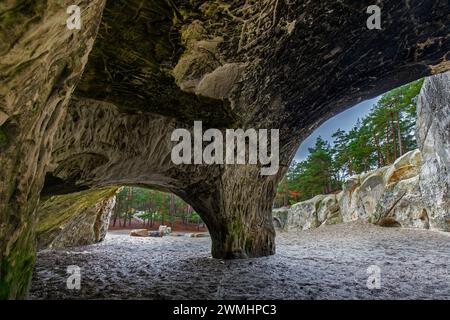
[0,0,106,299]
[44,0,450,261]
[417,72,450,232]
[288,149,441,231]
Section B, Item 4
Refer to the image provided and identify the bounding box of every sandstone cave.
[0,0,449,300]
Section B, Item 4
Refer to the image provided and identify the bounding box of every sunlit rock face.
[417,72,450,232]
[37,188,117,250]
[288,149,443,231]
[343,150,426,228]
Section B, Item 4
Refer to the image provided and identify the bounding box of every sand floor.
[30,222,450,299]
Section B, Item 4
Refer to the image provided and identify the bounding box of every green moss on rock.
[37,187,118,235]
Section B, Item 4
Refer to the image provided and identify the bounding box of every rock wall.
[416,72,450,232]
[287,194,342,230]
[2,0,449,299]
[37,188,117,249]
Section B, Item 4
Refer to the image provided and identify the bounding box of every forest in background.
[274,79,424,206]
[110,187,204,229]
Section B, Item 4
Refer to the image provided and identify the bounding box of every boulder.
[158,225,172,235]
[130,229,150,237]
[288,195,323,230]
[188,233,210,238]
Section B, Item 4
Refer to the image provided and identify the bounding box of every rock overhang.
[74,0,241,128]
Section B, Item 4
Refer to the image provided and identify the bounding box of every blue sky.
[294,96,381,162]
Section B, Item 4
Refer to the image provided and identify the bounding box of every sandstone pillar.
[184,165,282,259]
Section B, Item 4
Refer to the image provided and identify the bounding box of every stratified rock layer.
[288,150,431,231]
[288,73,450,232]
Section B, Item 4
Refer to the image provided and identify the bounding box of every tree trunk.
[112,203,119,227]
[396,111,404,156]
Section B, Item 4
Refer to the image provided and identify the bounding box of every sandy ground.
[30,222,449,300]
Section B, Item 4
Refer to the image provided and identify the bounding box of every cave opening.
[107,186,208,235]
